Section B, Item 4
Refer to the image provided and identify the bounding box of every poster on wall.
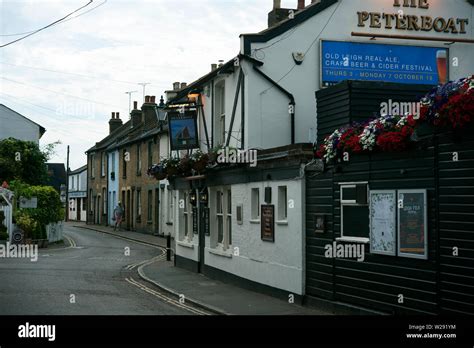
[321,41,448,87]
[168,110,199,151]
[398,190,428,260]
[370,191,396,256]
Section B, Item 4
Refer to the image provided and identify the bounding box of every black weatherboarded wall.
[306,81,474,315]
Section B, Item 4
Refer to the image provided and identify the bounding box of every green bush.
[10,181,64,240]
[0,211,8,241]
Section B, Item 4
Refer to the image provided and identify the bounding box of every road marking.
[126,253,166,270]
[125,276,209,316]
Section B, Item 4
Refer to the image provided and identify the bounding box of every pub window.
[136,144,142,175]
[180,191,192,240]
[167,187,174,224]
[213,187,231,250]
[277,186,287,221]
[147,190,153,223]
[82,198,86,211]
[215,81,225,146]
[340,183,369,242]
[251,188,260,221]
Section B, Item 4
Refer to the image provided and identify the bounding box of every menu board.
[261,205,275,242]
[398,190,427,259]
[370,191,396,256]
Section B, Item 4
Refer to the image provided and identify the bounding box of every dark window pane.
[342,205,369,238]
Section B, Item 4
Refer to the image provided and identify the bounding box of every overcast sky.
[0,0,298,170]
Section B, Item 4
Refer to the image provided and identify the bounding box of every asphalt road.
[0,225,193,315]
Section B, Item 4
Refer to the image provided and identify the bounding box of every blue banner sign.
[321,41,448,87]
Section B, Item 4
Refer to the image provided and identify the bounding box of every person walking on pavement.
[113,202,124,231]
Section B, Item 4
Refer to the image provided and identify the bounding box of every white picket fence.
[0,205,13,242]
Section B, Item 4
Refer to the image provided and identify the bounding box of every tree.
[0,138,59,186]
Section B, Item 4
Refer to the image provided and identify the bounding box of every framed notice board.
[370,191,396,256]
[261,205,275,242]
[398,190,428,260]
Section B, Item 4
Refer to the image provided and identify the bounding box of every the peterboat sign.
[357,0,469,34]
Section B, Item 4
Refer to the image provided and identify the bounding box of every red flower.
[376,132,409,152]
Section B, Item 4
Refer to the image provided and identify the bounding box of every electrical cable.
[259,0,342,95]
[0,0,107,37]
[1,1,93,48]
[0,61,157,86]
[1,76,125,109]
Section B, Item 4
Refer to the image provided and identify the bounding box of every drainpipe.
[252,65,296,145]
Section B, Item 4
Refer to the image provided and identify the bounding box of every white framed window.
[251,188,260,221]
[339,183,370,243]
[167,187,174,223]
[215,81,225,146]
[212,187,232,250]
[179,191,193,241]
[277,186,287,221]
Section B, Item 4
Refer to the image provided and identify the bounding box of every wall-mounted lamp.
[199,189,208,205]
[190,190,197,206]
[187,89,201,103]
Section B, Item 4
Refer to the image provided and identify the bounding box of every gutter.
[252,65,296,145]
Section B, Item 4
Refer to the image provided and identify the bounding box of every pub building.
[159,0,473,312]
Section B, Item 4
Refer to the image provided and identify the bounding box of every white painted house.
[0,104,46,144]
[166,0,474,299]
[68,165,87,222]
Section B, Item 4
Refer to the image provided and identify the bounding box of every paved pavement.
[78,223,331,315]
[0,224,195,315]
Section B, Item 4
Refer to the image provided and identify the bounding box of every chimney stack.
[181,82,187,89]
[268,0,299,28]
[109,111,123,134]
[142,95,158,126]
[173,82,181,91]
[211,63,218,71]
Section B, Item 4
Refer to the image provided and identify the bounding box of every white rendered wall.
[205,178,305,295]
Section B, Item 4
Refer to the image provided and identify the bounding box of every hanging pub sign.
[370,191,396,256]
[261,205,275,242]
[398,190,428,259]
[168,110,199,151]
[321,41,449,87]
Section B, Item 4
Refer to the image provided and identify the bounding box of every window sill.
[166,222,173,226]
[147,221,153,225]
[207,247,232,258]
[177,240,195,249]
[336,237,370,244]
[276,220,288,226]
[250,219,260,224]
